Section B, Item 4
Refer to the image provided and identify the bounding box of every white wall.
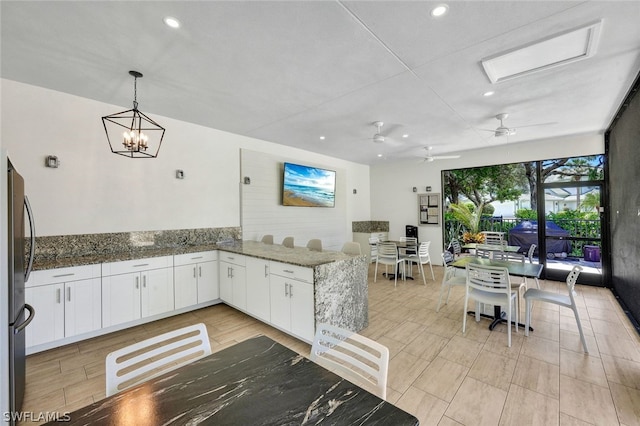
[370,133,605,263]
[0,79,371,239]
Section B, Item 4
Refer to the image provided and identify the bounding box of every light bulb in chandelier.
[123,130,149,151]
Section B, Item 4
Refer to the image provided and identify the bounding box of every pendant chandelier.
[102,70,165,158]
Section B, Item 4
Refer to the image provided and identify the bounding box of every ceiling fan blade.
[516,121,558,129]
[432,155,461,160]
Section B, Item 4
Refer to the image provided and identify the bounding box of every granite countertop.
[47,335,418,426]
[33,240,356,271]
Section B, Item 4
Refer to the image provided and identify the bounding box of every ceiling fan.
[480,113,556,138]
[369,121,404,146]
[422,146,461,162]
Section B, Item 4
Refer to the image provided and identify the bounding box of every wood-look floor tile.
[559,375,618,425]
[395,386,448,426]
[63,375,105,405]
[528,318,561,342]
[559,329,598,357]
[21,387,66,415]
[428,316,462,339]
[403,331,449,361]
[383,320,426,343]
[591,318,634,340]
[587,306,623,323]
[438,416,464,426]
[445,377,507,426]
[499,383,559,426]
[559,412,595,426]
[595,333,640,363]
[512,355,560,399]
[376,335,407,359]
[601,354,640,390]
[438,335,484,368]
[521,334,560,365]
[26,344,80,365]
[483,329,524,360]
[413,356,469,403]
[23,367,87,401]
[559,314,593,337]
[468,350,517,391]
[609,382,640,426]
[387,351,431,394]
[560,348,608,388]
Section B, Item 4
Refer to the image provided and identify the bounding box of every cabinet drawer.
[269,261,313,284]
[219,252,245,266]
[174,251,217,266]
[27,264,101,287]
[102,255,173,276]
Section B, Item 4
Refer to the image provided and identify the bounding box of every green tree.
[581,192,600,212]
[443,164,527,209]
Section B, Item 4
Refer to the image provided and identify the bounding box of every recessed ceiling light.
[431,4,449,18]
[402,134,409,138]
[377,154,383,158]
[163,16,181,29]
[319,136,325,140]
[483,91,495,97]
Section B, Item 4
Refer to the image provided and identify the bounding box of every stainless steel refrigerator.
[7,158,35,415]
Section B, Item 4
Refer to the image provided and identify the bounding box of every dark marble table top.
[46,335,418,425]
[451,256,543,278]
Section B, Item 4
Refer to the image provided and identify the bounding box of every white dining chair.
[463,263,518,347]
[492,251,528,298]
[261,234,274,244]
[375,242,404,287]
[475,246,493,259]
[449,239,462,258]
[436,253,467,312]
[401,241,435,285]
[368,236,379,263]
[526,244,540,289]
[481,231,505,246]
[105,323,212,396]
[307,238,323,252]
[310,323,389,400]
[525,266,588,352]
[341,241,362,255]
[282,236,294,248]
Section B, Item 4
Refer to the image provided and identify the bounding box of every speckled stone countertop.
[352,220,389,233]
[33,241,357,270]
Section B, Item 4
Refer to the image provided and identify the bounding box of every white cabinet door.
[231,265,247,311]
[197,261,219,304]
[219,262,233,304]
[102,273,141,327]
[142,268,174,318]
[25,284,64,347]
[289,281,315,342]
[174,264,198,309]
[245,258,270,321]
[64,278,102,338]
[269,275,291,332]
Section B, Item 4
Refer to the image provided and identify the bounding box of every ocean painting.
[283,162,336,207]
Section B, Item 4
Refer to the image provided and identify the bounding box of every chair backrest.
[566,265,583,301]
[377,242,398,260]
[310,323,389,400]
[282,236,294,248]
[466,263,511,294]
[307,238,322,252]
[105,323,212,397]
[442,251,454,265]
[492,252,525,263]
[475,247,493,259]
[399,236,417,244]
[261,234,274,245]
[527,244,537,263]
[450,239,462,256]
[368,236,379,245]
[418,241,431,259]
[482,231,505,246]
[342,241,362,255]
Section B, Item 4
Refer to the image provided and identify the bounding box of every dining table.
[462,243,521,253]
[451,256,543,331]
[45,335,419,425]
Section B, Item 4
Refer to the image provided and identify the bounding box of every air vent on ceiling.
[481,20,602,84]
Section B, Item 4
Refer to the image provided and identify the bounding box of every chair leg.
[534,277,540,289]
[525,298,532,337]
[462,292,469,334]
[420,264,427,286]
[573,307,589,353]
[428,262,435,281]
[374,261,379,283]
[507,298,512,347]
[436,284,446,312]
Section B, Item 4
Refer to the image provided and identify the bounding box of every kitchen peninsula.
[26,229,369,353]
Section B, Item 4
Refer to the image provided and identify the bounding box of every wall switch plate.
[244,176,251,184]
[176,170,184,179]
[45,155,59,168]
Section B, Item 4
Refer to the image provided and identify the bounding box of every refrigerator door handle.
[24,195,36,283]
[14,304,35,333]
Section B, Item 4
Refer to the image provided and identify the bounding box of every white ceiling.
[2,1,639,165]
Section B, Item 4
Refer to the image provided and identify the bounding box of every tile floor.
[21,263,640,425]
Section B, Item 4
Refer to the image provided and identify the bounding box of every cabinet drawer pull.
[133,263,150,268]
[143,275,147,288]
[193,267,197,278]
[227,256,235,260]
[56,288,61,304]
[53,273,75,278]
[284,283,289,296]
[283,269,294,274]
[67,287,71,302]
[199,266,202,277]
[289,283,293,298]
[191,256,203,260]
[264,265,268,278]
[135,276,139,289]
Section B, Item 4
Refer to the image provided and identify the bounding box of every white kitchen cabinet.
[174,251,219,309]
[219,253,246,310]
[25,264,102,348]
[245,257,270,322]
[102,256,174,328]
[269,261,314,342]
